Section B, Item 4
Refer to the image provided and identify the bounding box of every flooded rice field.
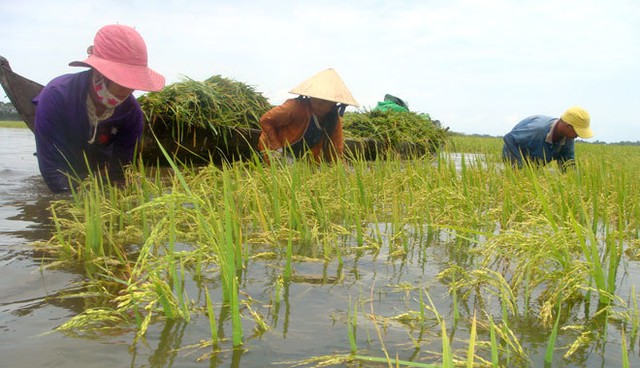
[1,127,639,367]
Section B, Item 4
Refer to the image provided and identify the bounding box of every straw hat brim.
[289,68,359,107]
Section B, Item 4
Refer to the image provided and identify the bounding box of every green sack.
[373,94,409,112]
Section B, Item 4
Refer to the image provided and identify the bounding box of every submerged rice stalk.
[221,168,244,347]
[348,297,357,354]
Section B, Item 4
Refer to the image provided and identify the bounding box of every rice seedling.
[348,297,357,354]
[630,286,639,344]
[283,233,293,283]
[489,317,499,368]
[465,311,477,368]
[622,328,630,368]
[544,300,562,366]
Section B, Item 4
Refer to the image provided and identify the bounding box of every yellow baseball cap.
[561,106,593,139]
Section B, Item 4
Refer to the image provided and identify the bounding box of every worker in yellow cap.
[502,106,594,169]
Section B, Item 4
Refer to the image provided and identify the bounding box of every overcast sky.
[1,0,638,143]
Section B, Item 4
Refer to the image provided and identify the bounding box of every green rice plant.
[437,266,517,320]
[351,174,365,247]
[272,275,283,325]
[306,180,328,232]
[500,303,511,366]
[49,204,73,256]
[570,215,612,306]
[605,236,623,306]
[83,176,104,261]
[283,233,293,283]
[37,133,640,366]
[267,157,283,229]
[421,290,454,367]
[631,286,639,343]
[466,311,477,368]
[544,300,562,366]
[166,200,189,320]
[452,275,460,324]
[622,328,630,368]
[155,277,177,319]
[287,162,312,243]
[489,317,499,368]
[526,165,559,232]
[440,314,454,367]
[147,134,244,345]
[348,298,357,354]
[220,169,244,347]
[134,160,153,240]
[418,289,427,322]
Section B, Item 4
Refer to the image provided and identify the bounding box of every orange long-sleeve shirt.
[258,97,344,162]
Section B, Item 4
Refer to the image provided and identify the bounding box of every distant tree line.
[584,140,640,146]
[456,132,640,146]
[0,101,20,120]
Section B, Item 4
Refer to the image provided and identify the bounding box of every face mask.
[92,73,126,107]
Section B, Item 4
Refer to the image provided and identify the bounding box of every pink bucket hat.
[69,24,165,92]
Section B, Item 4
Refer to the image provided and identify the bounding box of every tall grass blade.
[205,286,219,344]
[544,301,562,366]
[466,310,477,368]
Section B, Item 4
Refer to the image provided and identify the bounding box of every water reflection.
[3,195,54,240]
[0,128,107,366]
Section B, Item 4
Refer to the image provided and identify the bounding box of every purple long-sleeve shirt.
[33,70,143,193]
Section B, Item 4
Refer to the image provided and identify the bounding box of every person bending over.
[502,106,594,170]
[34,24,165,193]
[258,68,359,164]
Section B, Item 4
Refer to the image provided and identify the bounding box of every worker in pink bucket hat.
[33,24,165,193]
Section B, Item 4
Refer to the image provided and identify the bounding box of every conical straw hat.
[289,68,359,107]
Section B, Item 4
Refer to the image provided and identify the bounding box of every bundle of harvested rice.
[343,109,449,153]
[137,75,272,130]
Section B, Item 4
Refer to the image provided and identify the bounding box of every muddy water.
[0,127,636,367]
[0,128,132,367]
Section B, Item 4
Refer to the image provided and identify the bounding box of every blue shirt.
[33,71,143,193]
[502,115,575,168]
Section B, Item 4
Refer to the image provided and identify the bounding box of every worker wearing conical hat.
[258,68,358,163]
